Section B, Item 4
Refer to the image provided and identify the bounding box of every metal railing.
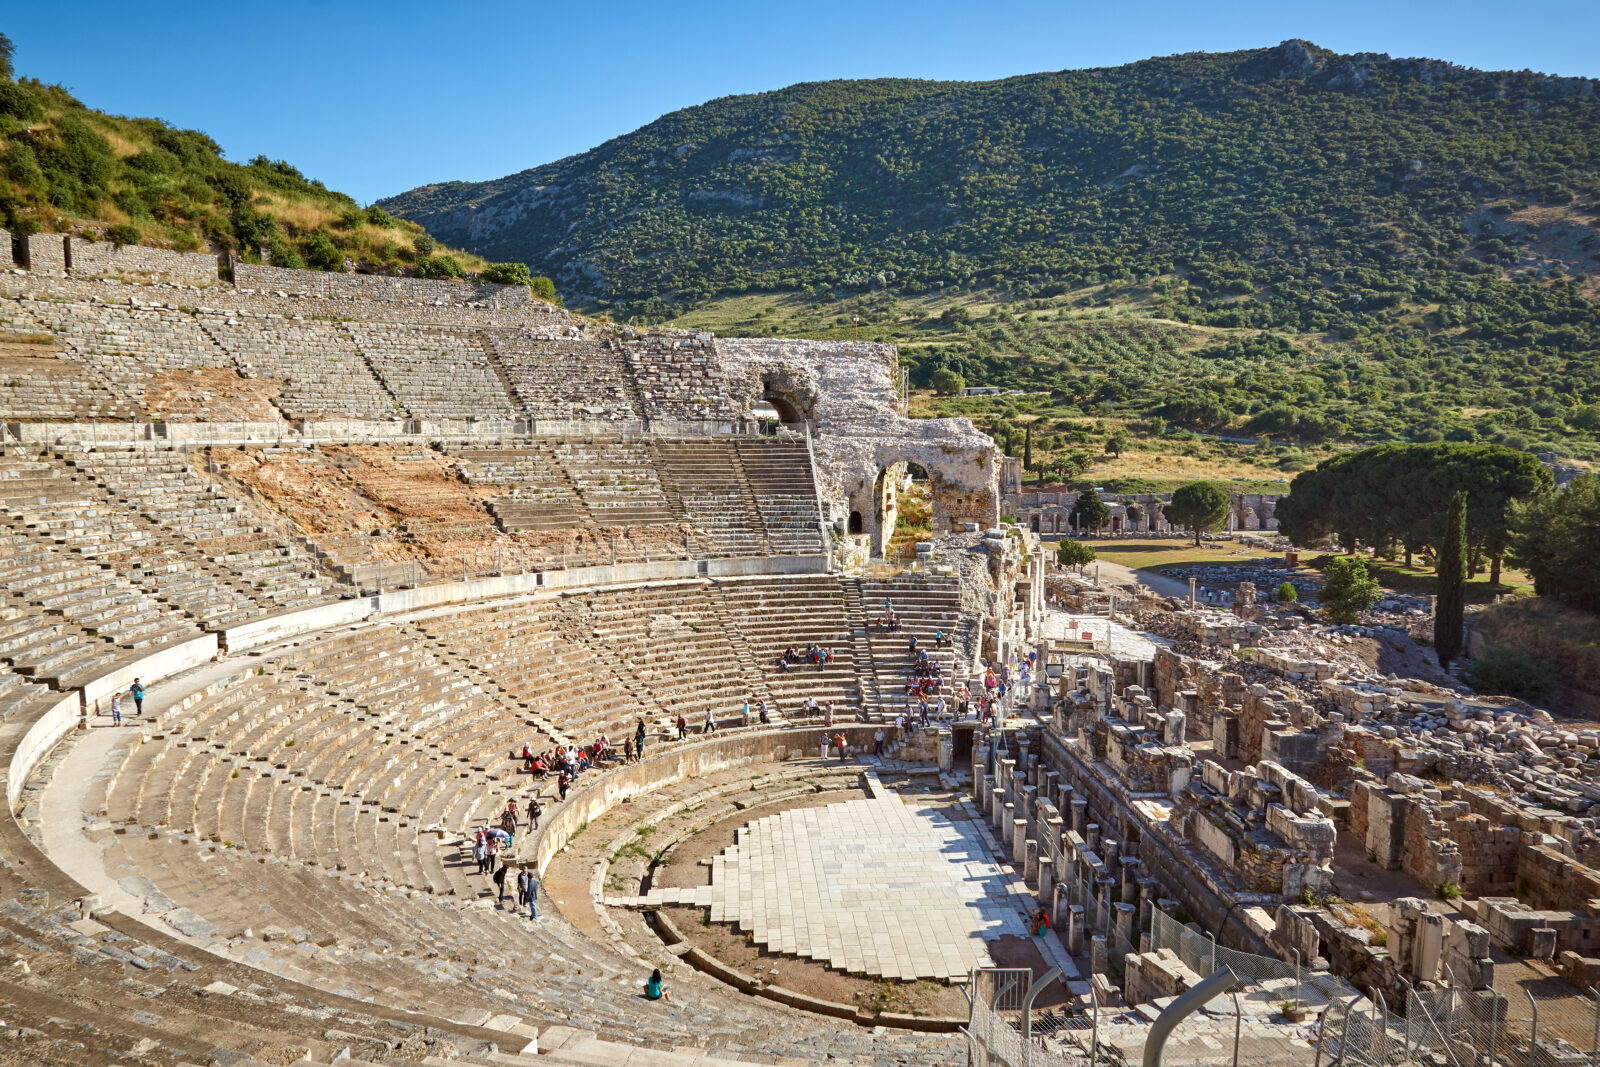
[1151,909,1354,1011]
[1321,983,1600,1067]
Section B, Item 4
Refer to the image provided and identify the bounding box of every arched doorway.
[759,376,812,427]
[848,511,864,535]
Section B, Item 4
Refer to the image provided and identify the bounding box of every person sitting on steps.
[644,968,670,1001]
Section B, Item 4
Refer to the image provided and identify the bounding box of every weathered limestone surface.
[718,338,1000,539]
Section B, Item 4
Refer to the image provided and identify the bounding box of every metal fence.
[1151,909,1355,1010]
[967,968,1092,1067]
[1323,983,1600,1067]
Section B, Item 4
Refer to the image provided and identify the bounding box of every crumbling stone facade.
[717,338,1000,550]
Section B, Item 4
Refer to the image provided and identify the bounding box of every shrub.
[104,223,140,247]
[480,261,533,287]
[529,275,560,303]
[301,229,345,272]
[1435,882,1463,902]
[930,368,966,396]
[1057,539,1096,568]
[1276,582,1298,602]
[0,81,43,122]
[1320,556,1381,624]
[414,254,464,279]
[363,205,395,227]
[1458,645,1554,702]
[412,233,436,257]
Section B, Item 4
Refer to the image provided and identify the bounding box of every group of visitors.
[471,825,542,919]
[740,698,773,727]
[779,645,835,672]
[1196,585,1234,607]
[820,731,851,760]
[104,677,146,727]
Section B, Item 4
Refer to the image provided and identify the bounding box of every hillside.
[0,32,491,279]
[382,40,1600,456]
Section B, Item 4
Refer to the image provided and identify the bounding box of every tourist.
[644,968,670,1002]
[834,731,848,760]
[823,700,833,727]
[558,770,570,800]
[759,700,769,724]
[493,861,508,904]
[527,870,540,919]
[473,830,488,875]
[819,733,830,760]
[741,699,752,728]
[528,796,542,830]
[676,714,688,741]
[873,728,885,756]
[110,692,122,727]
[703,707,717,735]
[516,867,530,909]
[624,737,635,762]
[130,677,144,716]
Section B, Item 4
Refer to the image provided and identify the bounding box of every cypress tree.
[1023,426,1032,470]
[1435,490,1467,669]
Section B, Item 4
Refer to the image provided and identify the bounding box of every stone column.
[1115,902,1138,949]
[973,762,989,813]
[1044,815,1065,872]
[1120,857,1142,902]
[1068,904,1085,954]
[1038,855,1055,908]
[1091,934,1108,975]
[1002,801,1016,844]
[1085,823,1100,856]
[1012,816,1028,867]
[938,728,953,773]
[991,789,1007,830]
[1017,739,1031,777]
[1102,840,1120,878]
[1071,795,1088,836]
[1095,877,1115,933]
[1024,839,1039,883]
[1137,877,1158,932]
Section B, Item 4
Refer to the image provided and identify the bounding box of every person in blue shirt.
[644,968,670,1001]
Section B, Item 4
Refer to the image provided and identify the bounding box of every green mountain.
[377,41,1600,455]
[383,39,1598,314]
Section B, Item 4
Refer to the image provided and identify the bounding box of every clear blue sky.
[7,2,1598,204]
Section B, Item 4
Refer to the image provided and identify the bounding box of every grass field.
[1061,537,1281,573]
[1357,558,1534,603]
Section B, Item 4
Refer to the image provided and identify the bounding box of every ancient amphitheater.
[4,234,1600,1067]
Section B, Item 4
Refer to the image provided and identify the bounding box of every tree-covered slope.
[382,39,1599,317]
[0,31,485,277]
[382,40,1600,454]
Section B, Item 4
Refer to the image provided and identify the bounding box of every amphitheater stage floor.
[609,782,1057,982]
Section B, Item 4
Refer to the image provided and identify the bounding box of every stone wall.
[66,238,221,286]
[0,228,12,270]
[716,338,1000,541]
[623,329,737,422]
[19,232,67,274]
[233,262,534,306]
